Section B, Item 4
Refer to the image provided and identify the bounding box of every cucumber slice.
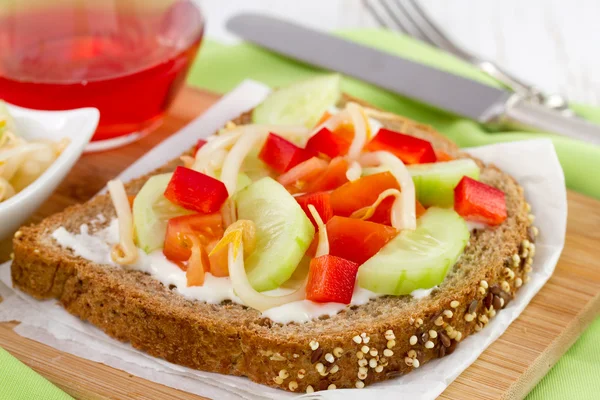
[358,207,469,295]
[236,177,315,292]
[241,150,272,181]
[133,174,193,253]
[236,172,252,192]
[252,74,341,128]
[409,159,480,207]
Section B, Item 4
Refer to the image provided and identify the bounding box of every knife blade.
[227,13,600,145]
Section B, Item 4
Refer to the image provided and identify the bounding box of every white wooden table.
[197,0,599,106]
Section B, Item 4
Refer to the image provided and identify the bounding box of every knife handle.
[502,95,600,146]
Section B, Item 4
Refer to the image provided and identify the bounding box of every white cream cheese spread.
[51,218,387,323]
[51,217,446,323]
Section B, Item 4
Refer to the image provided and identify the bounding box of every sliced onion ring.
[220,129,267,195]
[309,110,350,139]
[221,198,237,228]
[209,219,256,258]
[228,241,306,312]
[307,204,329,257]
[350,188,401,223]
[346,102,370,160]
[192,129,242,172]
[107,180,138,265]
[359,151,416,230]
[346,160,362,181]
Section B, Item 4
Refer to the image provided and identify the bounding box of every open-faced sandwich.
[11,75,537,393]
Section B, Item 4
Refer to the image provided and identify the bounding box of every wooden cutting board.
[1,87,599,400]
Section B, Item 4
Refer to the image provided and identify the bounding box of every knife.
[227,13,600,145]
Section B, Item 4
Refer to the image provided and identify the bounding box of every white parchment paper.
[0,80,567,400]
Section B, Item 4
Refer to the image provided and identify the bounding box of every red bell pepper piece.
[163,213,224,262]
[366,128,436,164]
[303,157,349,193]
[326,216,397,265]
[367,196,396,225]
[305,127,351,158]
[164,167,229,214]
[295,192,333,228]
[195,139,207,156]
[259,132,313,173]
[454,176,507,225]
[362,198,428,226]
[306,254,360,304]
[277,157,329,189]
[330,172,400,217]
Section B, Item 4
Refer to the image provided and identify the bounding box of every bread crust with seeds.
[11,96,537,393]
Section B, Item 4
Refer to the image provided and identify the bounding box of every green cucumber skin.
[357,207,469,295]
[236,177,315,292]
[133,174,176,254]
[409,159,480,207]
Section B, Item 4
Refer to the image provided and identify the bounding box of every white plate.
[0,104,99,240]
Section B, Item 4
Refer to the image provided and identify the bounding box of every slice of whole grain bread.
[11,96,536,393]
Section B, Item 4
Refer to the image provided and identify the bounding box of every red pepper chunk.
[366,128,436,164]
[305,127,351,158]
[303,157,349,193]
[306,255,360,304]
[454,176,507,225]
[295,192,333,228]
[259,133,313,173]
[326,217,397,265]
[164,167,229,214]
[330,172,400,218]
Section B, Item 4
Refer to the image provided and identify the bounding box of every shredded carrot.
[315,111,332,127]
[435,149,454,162]
[415,200,427,218]
[186,236,207,287]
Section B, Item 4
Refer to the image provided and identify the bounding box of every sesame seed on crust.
[333,347,343,358]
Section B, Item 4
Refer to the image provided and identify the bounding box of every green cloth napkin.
[185,30,600,400]
[0,347,73,400]
[189,30,600,200]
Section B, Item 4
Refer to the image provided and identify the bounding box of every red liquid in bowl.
[0,1,203,146]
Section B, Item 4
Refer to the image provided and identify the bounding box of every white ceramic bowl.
[0,104,100,240]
